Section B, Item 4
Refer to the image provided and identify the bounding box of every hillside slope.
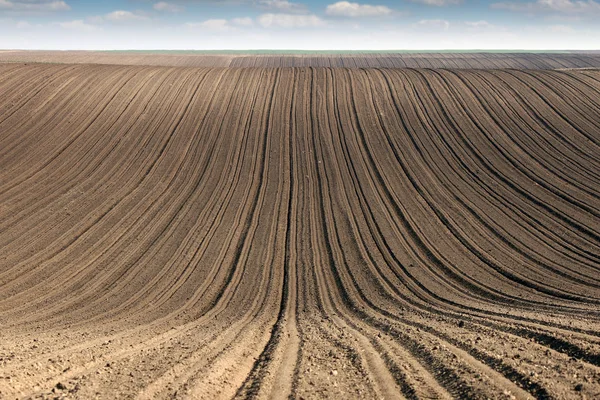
[0,63,599,399]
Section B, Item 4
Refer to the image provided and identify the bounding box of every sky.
[0,0,599,50]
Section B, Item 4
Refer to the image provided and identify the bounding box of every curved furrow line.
[308,68,549,399]
[17,69,258,326]
[345,69,557,317]
[325,68,531,399]
[172,69,293,399]
[324,68,435,398]
[52,68,252,322]
[423,70,600,279]
[464,70,600,197]
[419,70,600,249]
[357,69,600,319]
[342,70,596,396]
[0,62,33,86]
[399,69,600,298]
[1,68,282,396]
[173,68,281,324]
[0,67,169,292]
[133,71,272,319]
[481,70,600,168]
[422,73,594,298]
[327,68,418,314]
[331,79,600,362]
[350,70,539,311]
[534,71,600,117]
[335,67,569,320]
[299,68,420,399]
[307,114,511,400]
[19,264,279,399]
[232,69,300,400]
[368,68,600,307]
[106,69,266,319]
[577,69,600,89]
[0,68,212,311]
[397,70,600,273]
[137,179,287,399]
[509,70,600,136]
[410,70,600,270]
[340,69,596,384]
[332,68,540,316]
[390,69,591,306]
[366,68,600,346]
[463,70,598,202]
[14,82,260,328]
[0,66,167,247]
[328,69,436,312]
[8,185,283,397]
[0,64,77,134]
[34,72,240,323]
[313,204,554,398]
[82,72,286,400]
[493,70,600,152]
[1,64,599,399]
[0,66,136,191]
[448,70,591,268]
[0,69,218,324]
[98,68,269,329]
[0,69,216,310]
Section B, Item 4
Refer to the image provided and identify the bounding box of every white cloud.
[153,2,183,13]
[257,13,325,27]
[325,1,393,17]
[231,17,254,26]
[191,19,231,31]
[410,0,462,6]
[87,15,104,24]
[0,0,70,12]
[549,24,575,32]
[492,0,600,13]
[105,10,149,22]
[15,20,30,28]
[258,0,306,13]
[58,19,100,32]
[186,17,253,32]
[465,20,494,29]
[416,19,450,30]
[87,10,149,24]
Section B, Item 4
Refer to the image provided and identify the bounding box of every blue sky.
[0,0,598,49]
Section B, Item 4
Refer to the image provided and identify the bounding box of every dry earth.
[1,51,600,69]
[0,55,599,399]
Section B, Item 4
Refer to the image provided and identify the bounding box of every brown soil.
[0,57,599,399]
[1,51,600,69]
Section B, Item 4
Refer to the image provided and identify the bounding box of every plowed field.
[2,51,600,69]
[0,60,599,399]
